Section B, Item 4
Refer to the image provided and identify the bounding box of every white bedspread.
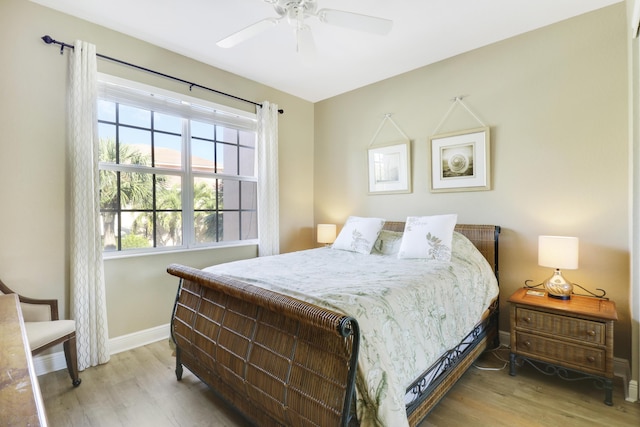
[203,232,498,427]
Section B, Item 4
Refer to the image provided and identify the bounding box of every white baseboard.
[628,380,639,403]
[33,323,170,377]
[109,323,170,355]
[497,330,637,402]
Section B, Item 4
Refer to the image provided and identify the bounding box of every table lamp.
[317,224,336,246]
[538,235,579,300]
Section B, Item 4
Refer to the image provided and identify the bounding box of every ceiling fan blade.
[296,24,316,60]
[216,17,280,48]
[317,9,393,35]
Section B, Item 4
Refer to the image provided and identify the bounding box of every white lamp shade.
[317,224,337,244]
[538,236,579,270]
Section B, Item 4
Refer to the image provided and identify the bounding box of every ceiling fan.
[216,0,393,56]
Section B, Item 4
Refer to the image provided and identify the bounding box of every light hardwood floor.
[38,341,640,427]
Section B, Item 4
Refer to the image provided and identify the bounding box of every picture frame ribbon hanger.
[432,96,486,136]
[369,113,410,146]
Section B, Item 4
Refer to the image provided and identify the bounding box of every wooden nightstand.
[508,287,618,405]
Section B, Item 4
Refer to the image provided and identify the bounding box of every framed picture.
[367,140,411,194]
[429,127,491,192]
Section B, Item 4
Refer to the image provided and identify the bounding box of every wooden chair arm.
[0,279,59,321]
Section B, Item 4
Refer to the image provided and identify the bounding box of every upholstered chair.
[0,279,81,387]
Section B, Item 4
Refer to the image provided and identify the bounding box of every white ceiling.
[32,0,622,102]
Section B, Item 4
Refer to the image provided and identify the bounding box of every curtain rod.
[41,35,284,114]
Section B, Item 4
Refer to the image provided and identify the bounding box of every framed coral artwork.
[429,127,490,192]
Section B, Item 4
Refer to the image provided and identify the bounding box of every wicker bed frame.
[168,223,500,427]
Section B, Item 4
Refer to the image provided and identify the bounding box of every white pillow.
[397,214,458,260]
[332,216,385,254]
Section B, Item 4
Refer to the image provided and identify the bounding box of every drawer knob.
[523,317,532,323]
[523,340,531,347]
[587,330,596,336]
[587,356,595,363]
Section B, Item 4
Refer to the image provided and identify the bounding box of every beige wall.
[0,0,314,337]
[315,4,632,361]
[1,0,634,372]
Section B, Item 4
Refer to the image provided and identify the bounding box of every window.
[97,75,258,254]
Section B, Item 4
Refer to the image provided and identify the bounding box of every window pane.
[220,179,239,210]
[157,175,182,209]
[220,211,240,241]
[240,181,257,210]
[98,100,115,122]
[191,138,215,172]
[154,132,182,169]
[191,120,214,139]
[239,146,254,176]
[218,143,238,175]
[99,125,117,163]
[120,128,151,165]
[217,126,237,144]
[100,170,118,210]
[154,112,181,133]
[239,130,255,148]
[119,104,150,128]
[194,211,219,244]
[193,177,218,244]
[241,211,258,240]
[122,211,153,249]
[100,212,119,251]
[120,172,153,209]
[156,212,182,247]
[193,177,218,210]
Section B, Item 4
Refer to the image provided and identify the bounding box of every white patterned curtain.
[68,40,110,369]
[256,101,280,256]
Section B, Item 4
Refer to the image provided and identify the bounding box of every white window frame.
[97,74,258,257]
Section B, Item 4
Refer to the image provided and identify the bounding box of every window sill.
[102,240,258,261]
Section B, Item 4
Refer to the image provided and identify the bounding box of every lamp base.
[547,293,571,301]
[543,269,573,300]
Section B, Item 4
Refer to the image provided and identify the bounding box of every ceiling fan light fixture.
[217,0,393,52]
[286,5,305,28]
[296,24,316,59]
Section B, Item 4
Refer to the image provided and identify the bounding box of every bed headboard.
[382,222,500,283]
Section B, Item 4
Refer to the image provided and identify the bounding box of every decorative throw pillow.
[372,230,404,256]
[397,214,458,261]
[332,216,385,254]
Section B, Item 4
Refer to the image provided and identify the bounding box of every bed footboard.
[167,264,360,427]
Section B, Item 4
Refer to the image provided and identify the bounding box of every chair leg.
[63,334,82,387]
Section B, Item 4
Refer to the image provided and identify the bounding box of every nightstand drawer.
[515,307,605,345]
[515,331,606,372]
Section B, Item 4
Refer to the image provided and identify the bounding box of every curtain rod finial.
[42,35,54,44]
